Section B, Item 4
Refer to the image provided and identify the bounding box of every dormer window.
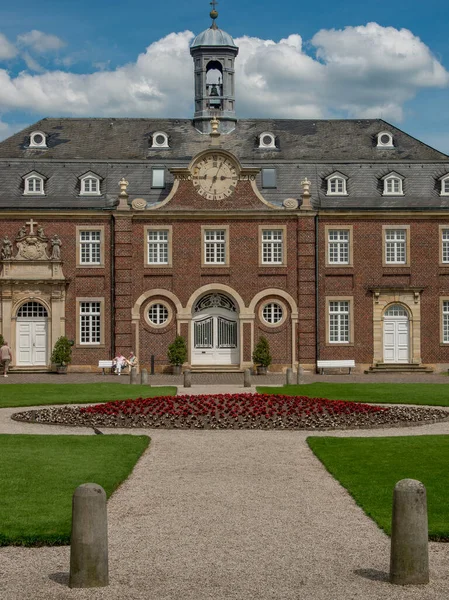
[326,172,348,196]
[382,173,404,196]
[23,172,45,195]
[29,131,47,149]
[258,132,276,149]
[151,132,169,149]
[440,175,449,196]
[377,131,394,149]
[80,172,101,196]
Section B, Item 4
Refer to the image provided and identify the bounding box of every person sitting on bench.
[113,351,127,376]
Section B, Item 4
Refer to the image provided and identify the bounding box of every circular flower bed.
[12,393,449,430]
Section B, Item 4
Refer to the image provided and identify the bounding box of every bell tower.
[190,3,239,133]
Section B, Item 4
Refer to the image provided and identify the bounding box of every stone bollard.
[297,366,304,385]
[69,484,109,589]
[390,479,429,585]
[184,369,192,388]
[140,368,150,385]
[286,368,294,385]
[244,369,251,388]
[130,366,139,385]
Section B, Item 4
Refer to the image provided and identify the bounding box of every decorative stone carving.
[131,198,147,211]
[117,177,131,211]
[210,116,220,137]
[1,236,12,259]
[283,198,299,210]
[15,220,50,261]
[50,234,62,260]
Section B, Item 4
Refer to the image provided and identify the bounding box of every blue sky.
[0,0,448,152]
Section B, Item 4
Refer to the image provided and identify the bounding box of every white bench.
[317,360,355,374]
[98,360,114,375]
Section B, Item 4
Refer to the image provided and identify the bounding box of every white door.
[16,302,49,366]
[383,305,409,364]
[191,294,239,366]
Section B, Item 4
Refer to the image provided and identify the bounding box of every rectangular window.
[148,230,169,264]
[262,229,283,264]
[80,230,101,265]
[262,168,276,188]
[385,229,406,264]
[442,229,449,263]
[80,302,101,344]
[328,230,349,264]
[152,168,165,188]
[443,301,449,343]
[329,301,350,343]
[204,229,226,264]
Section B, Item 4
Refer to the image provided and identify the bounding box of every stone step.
[365,364,433,374]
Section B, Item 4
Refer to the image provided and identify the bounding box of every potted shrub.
[252,336,272,375]
[51,336,72,374]
[167,335,187,375]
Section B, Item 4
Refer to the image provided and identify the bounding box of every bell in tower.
[190,2,239,133]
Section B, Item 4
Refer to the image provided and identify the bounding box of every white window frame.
[260,228,284,265]
[439,226,449,265]
[384,228,407,265]
[144,299,173,329]
[328,299,351,344]
[260,300,287,327]
[327,229,350,265]
[151,132,169,149]
[258,132,276,149]
[80,173,101,196]
[326,174,348,196]
[440,175,449,196]
[152,168,165,188]
[382,174,404,196]
[203,229,226,265]
[79,230,102,266]
[78,300,102,346]
[147,229,170,265]
[29,131,47,149]
[23,172,45,195]
[377,131,394,148]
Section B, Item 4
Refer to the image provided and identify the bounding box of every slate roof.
[0,117,448,211]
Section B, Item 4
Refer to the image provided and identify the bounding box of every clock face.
[192,153,239,200]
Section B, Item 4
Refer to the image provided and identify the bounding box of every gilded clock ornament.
[191,153,238,200]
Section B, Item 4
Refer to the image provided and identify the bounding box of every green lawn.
[0,383,176,408]
[307,436,449,540]
[257,383,449,406]
[0,434,149,546]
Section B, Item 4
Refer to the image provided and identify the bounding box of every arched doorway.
[16,301,49,366]
[191,293,239,366]
[383,304,409,363]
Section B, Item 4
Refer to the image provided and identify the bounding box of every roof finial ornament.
[210,0,219,29]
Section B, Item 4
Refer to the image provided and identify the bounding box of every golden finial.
[210,0,218,28]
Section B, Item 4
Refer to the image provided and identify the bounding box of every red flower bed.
[13,393,449,430]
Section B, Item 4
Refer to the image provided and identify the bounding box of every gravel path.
[2,393,449,598]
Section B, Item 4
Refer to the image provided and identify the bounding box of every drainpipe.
[315,213,320,372]
[110,215,115,359]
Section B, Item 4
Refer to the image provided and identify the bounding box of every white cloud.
[0,23,447,128]
[0,33,17,60]
[0,118,29,140]
[17,30,65,53]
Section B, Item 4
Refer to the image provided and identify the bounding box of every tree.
[167,335,187,366]
[252,336,272,367]
[51,336,72,366]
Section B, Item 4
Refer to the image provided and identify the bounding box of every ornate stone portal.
[0,220,67,370]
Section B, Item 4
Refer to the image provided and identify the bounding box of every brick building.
[0,11,449,373]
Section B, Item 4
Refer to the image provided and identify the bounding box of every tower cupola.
[190,2,239,133]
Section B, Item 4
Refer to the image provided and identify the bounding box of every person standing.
[1,340,12,377]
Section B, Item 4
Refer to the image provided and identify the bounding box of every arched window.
[376,131,394,148]
[258,132,276,149]
[17,302,48,318]
[325,172,348,195]
[80,173,101,195]
[29,131,47,149]
[440,175,449,196]
[23,172,45,195]
[206,60,223,109]
[151,132,169,149]
[382,173,404,196]
[384,304,408,318]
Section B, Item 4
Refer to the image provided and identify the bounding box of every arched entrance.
[383,304,409,363]
[16,301,49,366]
[191,293,239,366]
